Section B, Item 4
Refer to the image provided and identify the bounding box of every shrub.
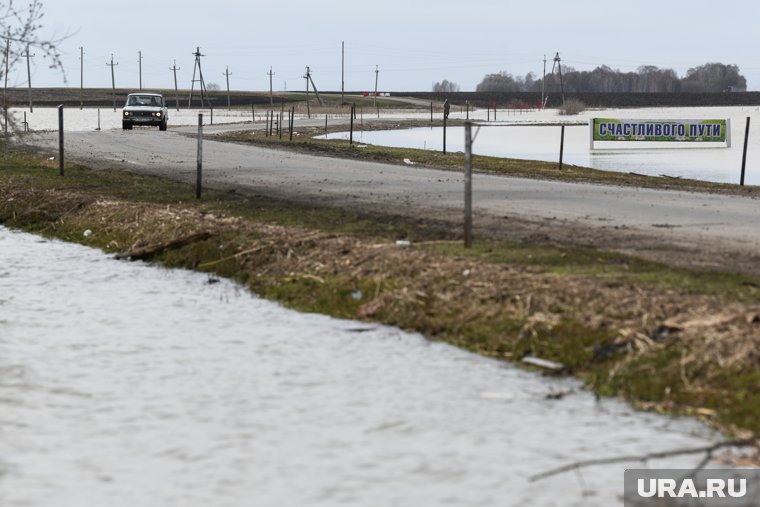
[558,99,586,115]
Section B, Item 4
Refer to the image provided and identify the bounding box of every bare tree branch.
[529,438,758,483]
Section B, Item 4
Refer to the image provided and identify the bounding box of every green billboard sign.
[591,118,729,143]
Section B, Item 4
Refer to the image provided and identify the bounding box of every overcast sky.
[9,0,760,92]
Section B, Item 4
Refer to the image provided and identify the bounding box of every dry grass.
[3,146,760,437]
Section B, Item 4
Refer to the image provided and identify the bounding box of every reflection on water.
[321,120,759,185]
[0,227,720,506]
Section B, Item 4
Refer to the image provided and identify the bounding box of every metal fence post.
[58,105,64,176]
[740,116,751,186]
[196,113,203,199]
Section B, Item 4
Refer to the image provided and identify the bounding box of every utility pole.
[373,65,379,109]
[23,45,35,112]
[106,53,118,111]
[304,66,310,118]
[541,54,546,109]
[138,50,143,90]
[188,47,208,109]
[223,66,232,109]
[267,66,275,106]
[79,46,84,110]
[341,41,345,105]
[552,52,565,105]
[170,59,180,111]
[303,66,324,107]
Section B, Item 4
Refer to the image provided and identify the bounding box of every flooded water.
[0,226,723,506]
[321,107,760,186]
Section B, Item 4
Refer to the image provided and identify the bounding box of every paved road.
[26,125,760,271]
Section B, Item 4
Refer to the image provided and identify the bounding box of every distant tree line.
[432,80,460,93]
[472,63,747,93]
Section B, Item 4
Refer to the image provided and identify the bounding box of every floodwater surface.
[0,227,722,507]
[323,124,759,185]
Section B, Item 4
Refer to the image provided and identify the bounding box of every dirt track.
[23,124,760,274]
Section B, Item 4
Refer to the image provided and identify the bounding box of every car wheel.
[159,120,167,131]
[122,121,132,130]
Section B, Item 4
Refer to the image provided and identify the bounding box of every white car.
[122,93,168,130]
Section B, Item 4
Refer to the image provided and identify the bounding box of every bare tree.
[681,63,747,92]
[482,63,744,94]
[2,0,66,129]
[432,80,460,93]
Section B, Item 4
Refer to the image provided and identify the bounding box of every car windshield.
[127,95,162,107]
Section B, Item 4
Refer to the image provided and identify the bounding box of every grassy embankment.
[2,141,760,442]
[221,123,760,196]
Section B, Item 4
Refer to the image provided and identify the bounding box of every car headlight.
[153,112,162,117]
[123,111,130,117]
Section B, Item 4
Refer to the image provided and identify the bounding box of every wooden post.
[210,106,213,125]
[349,105,354,145]
[559,125,565,170]
[443,112,447,154]
[466,100,469,120]
[741,116,751,186]
[324,114,328,135]
[196,113,203,199]
[464,122,473,248]
[289,106,294,141]
[251,104,255,122]
[430,102,433,123]
[278,113,282,139]
[269,109,274,135]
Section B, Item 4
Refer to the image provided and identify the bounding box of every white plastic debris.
[403,158,415,165]
[521,356,564,371]
[395,240,411,247]
[83,229,93,237]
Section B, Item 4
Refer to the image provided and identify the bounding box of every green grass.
[425,242,760,303]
